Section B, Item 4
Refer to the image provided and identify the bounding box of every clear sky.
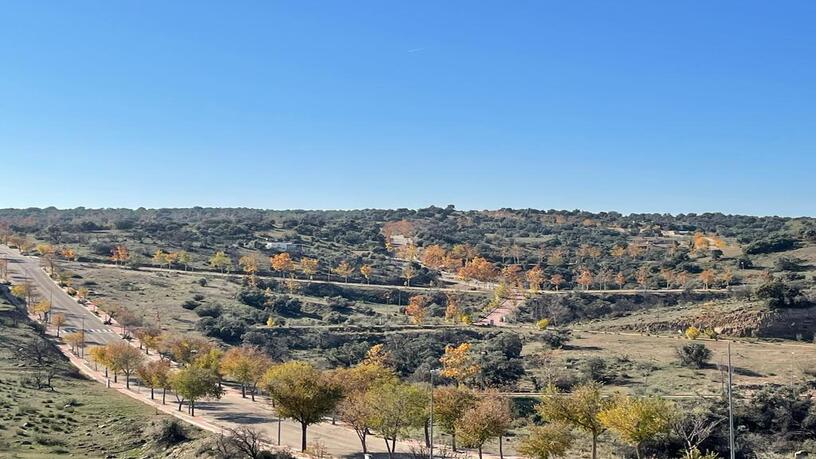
[1,1,814,216]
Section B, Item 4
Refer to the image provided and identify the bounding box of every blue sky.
[1,1,814,216]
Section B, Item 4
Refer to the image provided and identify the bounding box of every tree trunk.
[478,445,483,459]
[162,388,167,405]
[125,374,130,389]
[499,436,504,459]
[150,387,154,399]
[384,437,393,459]
[591,434,597,459]
[424,421,430,447]
[242,383,246,398]
[251,386,256,402]
[190,399,195,416]
[635,445,641,459]
[452,432,457,451]
[301,422,308,452]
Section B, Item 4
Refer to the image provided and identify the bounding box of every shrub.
[536,318,550,330]
[540,329,570,349]
[677,343,711,368]
[153,419,189,446]
[684,326,701,340]
[756,280,808,308]
[181,299,200,310]
[195,304,222,318]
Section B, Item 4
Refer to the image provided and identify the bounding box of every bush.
[745,236,797,255]
[195,304,222,318]
[540,329,570,349]
[153,419,189,446]
[756,280,808,308]
[677,343,711,368]
[181,299,200,310]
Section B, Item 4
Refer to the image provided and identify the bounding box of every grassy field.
[0,295,210,458]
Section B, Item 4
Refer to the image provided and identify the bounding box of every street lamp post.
[429,368,440,459]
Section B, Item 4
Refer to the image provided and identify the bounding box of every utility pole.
[728,342,735,459]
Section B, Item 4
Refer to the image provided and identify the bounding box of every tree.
[216,427,269,459]
[614,272,626,289]
[51,313,65,337]
[220,346,271,401]
[160,335,213,366]
[536,382,610,459]
[137,359,172,403]
[634,266,650,290]
[359,264,373,284]
[300,257,319,279]
[270,253,294,277]
[420,244,448,270]
[111,245,130,265]
[433,386,477,451]
[209,251,231,273]
[332,261,354,283]
[239,255,259,277]
[402,263,415,286]
[405,295,428,325]
[64,331,85,355]
[676,343,711,369]
[576,267,593,290]
[440,343,479,386]
[550,273,564,291]
[332,364,397,453]
[527,266,544,294]
[176,251,191,270]
[31,299,51,322]
[170,366,222,416]
[367,381,428,459]
[88,345,111,376]
[684,326,701,340]
[263,361,342,451]
[518,422,575,459]
[107,341,145,389]
[456,393,512,459]
[444,294,460,323]
[720,268,733,287]
[699,269,715,290]
[152,249,167,267]
[458,257,497,284]
[598,395,674,459]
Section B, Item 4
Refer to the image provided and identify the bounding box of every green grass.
[0,295,209,458]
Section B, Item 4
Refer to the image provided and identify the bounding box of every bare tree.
[670,408,723,459]
[214,427,269,459]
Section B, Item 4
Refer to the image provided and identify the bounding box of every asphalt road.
[0,245,120,346]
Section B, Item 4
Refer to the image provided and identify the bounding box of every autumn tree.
[193,347,226,388]
[51,313,65,337]
[720,268,734,287]
[367,381,428,459]
[699,269,716,290]
[152,249,167,267]
[332,261,354,283]
[209,251,232,273]
[111,245,130,265]
[634,266,650,290]
[536,382,610,459]
[596,268,612,290]
[519,422,574,459]
[300,257,319,280]
[404,294,428,325]
[133,326,162,355]
[88,345,111,376]
[107,341,145,389]
[37,243,56,273]
[420,244,448,270]
[458,257,497,284]
[440,343,479,386]
[433,386,477,451]
[402,263,415,286]
[270,253,294,277]
[171,366,222,416]
[64,331,85,355]
[456,393,512,459]
[547,248,565,267]
[526,266,544,294]
[332,364,397,454]
[220,346,271,401]
[161,335,213,366]
[444,294,460,323]
[263,361,342,451]
[176,250,191,270]
[598,395,674,459]
[137,359,172,403]
[60,246,77,261]
[31,299,51,322]
[576,267,593,291]
[550,273,564,291]
[501,264,522,288]
[359,264,373,284]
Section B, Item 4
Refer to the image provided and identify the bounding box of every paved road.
[0,246,119,346]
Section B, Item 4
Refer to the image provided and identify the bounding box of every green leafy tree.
[433,385,477,451]
[518,422,575,459]
[598,395,674,459]
[367,381,428,459]
[536,382,610,459]
[170,366,222,416]
[263,361,342,451]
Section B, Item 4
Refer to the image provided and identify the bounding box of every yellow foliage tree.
[440,343,479,386]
